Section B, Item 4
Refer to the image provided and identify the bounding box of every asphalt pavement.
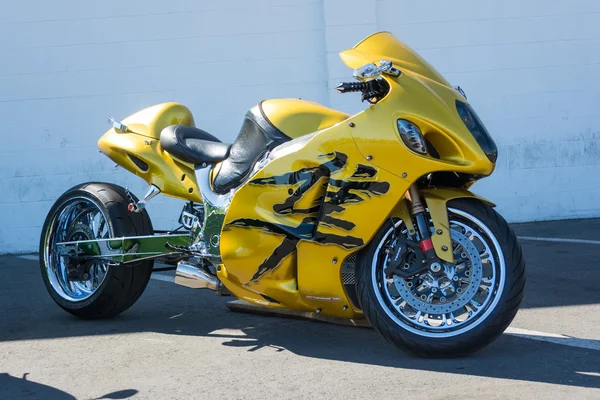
[1,218,599,399]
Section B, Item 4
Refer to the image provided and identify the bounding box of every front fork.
[408,185,444,272]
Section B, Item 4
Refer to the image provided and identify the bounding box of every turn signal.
[397,119,427,155]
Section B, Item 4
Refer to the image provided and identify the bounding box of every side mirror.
[352,63,381,82]
[352,60,401,82]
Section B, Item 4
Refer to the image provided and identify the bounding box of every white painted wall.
[1,1,599,253]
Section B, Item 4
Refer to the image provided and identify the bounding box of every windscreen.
[339,32,451,88]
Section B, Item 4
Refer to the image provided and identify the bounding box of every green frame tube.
[55,234,192,264]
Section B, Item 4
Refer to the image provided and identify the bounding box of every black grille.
[128,154,149,171]
[341,253,360,308]
[341,253,356,284]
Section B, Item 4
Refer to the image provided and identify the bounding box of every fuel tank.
[261,99,350,139]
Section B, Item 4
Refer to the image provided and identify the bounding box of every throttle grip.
[335,81,369,93]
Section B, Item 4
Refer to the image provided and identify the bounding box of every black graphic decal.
[313,232,364,249]
[227,218,313,240]
[250,152,347,215]
[229,152,391,283]
[329,180,391,199]
[250,237,298,283]
[351,164,378,178]
[319,215,356,231]
[226,218,301,283]
[228,216,365,282]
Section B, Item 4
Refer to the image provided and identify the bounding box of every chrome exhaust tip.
[174,261,220,290]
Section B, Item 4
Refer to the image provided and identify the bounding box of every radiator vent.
[341,253,360,308]
[341,253,357,285]
[128,154,149,171]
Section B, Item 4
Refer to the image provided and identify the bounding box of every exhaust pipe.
[175,261,220,290]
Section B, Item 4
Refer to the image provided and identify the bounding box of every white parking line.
[505,327,600,351]
[518,236,600,245]
[17,255,39,261]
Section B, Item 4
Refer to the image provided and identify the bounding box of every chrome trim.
[379,60,401,77]
[127,185,161,213]
[174,261,220,290]
[43,197,111,302]
[353,60,401,82]
[55,233,191,264]
[192,165,234,262]
[195,165,233,209]
[353,63,380,82]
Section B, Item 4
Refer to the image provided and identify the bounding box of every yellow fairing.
[338,32,495,179]
[218,126,410,318]
[216,31,497,317]
[97,103,202,202]
[261,99,350,138]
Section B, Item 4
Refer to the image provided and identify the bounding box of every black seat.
[160,125,231,164]
[213,103,291,194]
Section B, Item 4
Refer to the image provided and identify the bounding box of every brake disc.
[393,229,483,314]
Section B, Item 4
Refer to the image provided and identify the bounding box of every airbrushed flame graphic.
[226,152,390,283]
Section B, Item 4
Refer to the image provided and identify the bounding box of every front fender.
[390,187,494,263]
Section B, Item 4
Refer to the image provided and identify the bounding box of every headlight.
[397,119,427,155]
[455,100,498,163]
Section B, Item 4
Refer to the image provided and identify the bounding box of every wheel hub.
[393,229,482,314]
[66,223,93,242]
[64,224,95,281]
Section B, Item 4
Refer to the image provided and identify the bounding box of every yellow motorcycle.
[40,32,525,357]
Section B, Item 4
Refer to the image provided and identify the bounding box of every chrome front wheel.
[356,198,525,357]
[374,208,505,338]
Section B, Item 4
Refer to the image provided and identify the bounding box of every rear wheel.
[356,198,525,357]
[40,182,154,319]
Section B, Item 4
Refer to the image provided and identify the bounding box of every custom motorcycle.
[40,32,525,357]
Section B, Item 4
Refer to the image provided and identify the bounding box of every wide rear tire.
[40,182,154,319]
[356,198,525,357]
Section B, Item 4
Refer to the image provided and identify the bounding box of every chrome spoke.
[413,311,422,321]
[480,278,493,287]
[43,198,110,302]
[96,218,106,239]
[90,212,100,238]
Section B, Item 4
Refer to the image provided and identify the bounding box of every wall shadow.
[0,373,137,400]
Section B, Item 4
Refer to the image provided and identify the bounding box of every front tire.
[356,198,525,357]
[40,182,154,319]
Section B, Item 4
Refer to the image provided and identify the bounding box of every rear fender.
[390,187,494,263]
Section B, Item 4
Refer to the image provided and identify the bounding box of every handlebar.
[335,82,369,93]
[335,79,390,104]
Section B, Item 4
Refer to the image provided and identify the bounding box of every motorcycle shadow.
[208,310,600,389]
[2,253,599,391]
[123,286,600,390]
